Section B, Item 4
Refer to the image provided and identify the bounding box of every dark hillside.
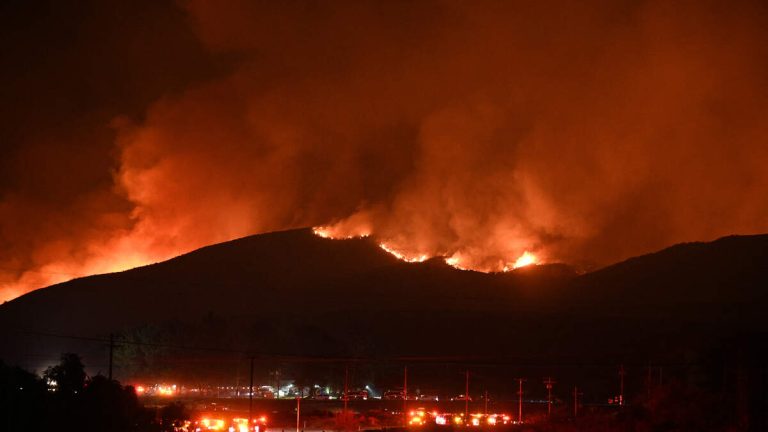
[1,229,766,377]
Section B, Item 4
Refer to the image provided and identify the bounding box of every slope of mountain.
[572,234,768,322]
[0,228,573,333]
[1,229,766,374]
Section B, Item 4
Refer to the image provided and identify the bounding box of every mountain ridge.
[1,228,766,372]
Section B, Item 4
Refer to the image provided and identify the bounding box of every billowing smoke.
[2,0,768,300]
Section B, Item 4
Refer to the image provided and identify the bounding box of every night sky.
[2,0,768,301]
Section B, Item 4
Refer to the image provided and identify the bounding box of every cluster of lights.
[157,384,177,396]
[408,411,512,428]
[199,418,226,431]
[133,383,177,396]
[408,410,428,426]
[134,383,338,399]
[195,416,267,432]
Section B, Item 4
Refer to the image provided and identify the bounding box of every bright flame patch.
[509,251,537,270]
[379,243,428,263]
[444,254,471,271]
[312,225,542,271]
[312,226,370,239]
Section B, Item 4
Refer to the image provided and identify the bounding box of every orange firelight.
[312,226,370,239]
[505,251,537,270]
[379,243,428,263]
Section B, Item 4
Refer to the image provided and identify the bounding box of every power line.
[4,327,709,368]
[108,333,115,381]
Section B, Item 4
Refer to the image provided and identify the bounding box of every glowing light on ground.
[156,384,177,396]
[199,418,226,430]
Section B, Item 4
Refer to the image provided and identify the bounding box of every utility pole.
[296,394,301,432]
[573,386,581,418]
[108,333,115,381]
[403,366,408,426]
[235,365,241,398]
[646,362,652,399]
[276,369,281,399]
[519,379,523,423]
[464,370,470,420]
[344,366,349,416]
[543,377,556,418]
[619,364,626,406]
[484,390,488,414]
[249,357,255,426]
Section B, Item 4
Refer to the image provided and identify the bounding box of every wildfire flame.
[378,243,428,263]
[444,254,471,271]
[312,226,540,272]
[505,251,538,271]
[311,225,371,239]
[5,1,768,305]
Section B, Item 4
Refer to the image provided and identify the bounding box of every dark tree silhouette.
[79,375,143,432]
[0,360,47,431]
[160,401,189,430]
[43,353,86,397]
[1,353,159,432]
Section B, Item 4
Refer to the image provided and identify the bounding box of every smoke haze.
[2,0,768,300]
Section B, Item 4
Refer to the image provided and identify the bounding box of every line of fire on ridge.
[311,227,538,272]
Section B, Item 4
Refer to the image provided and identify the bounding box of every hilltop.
[1,229,766,375]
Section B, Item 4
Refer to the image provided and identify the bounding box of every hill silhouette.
[1,229,766,374]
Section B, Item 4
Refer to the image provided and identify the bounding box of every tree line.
[0,353,185,432]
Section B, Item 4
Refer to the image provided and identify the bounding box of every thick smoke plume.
[2,0,768,300]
